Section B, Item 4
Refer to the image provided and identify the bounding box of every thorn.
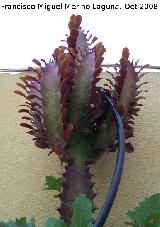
[89,173,95,178]
[86,166,90,172]
[88,192,97,200]
[93,206,98,211]
[56,207,63,215]
[58,192,64,200]
[89,181,95,188]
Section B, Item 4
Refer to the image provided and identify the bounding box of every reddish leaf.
[104,84,112,90]
[19,77,29,84]
[136,82,148,90]
[105,78,114,86]
[130,107,140,113]
[14,90,26,98]
[75,15,82,26]
[33,113,42,123]
[135,90,148,97]
[136,103,143,107]
[32,131,47,140]
[35,140,48,149]
[26,84,41,92]
[138,64,150,73]
[32,58,42,67]
[19,104,31,109]
[30,107,42,116]
[125,125,133,131]
[138,72,147,80]
[28,67,42,76]
[48,149,54,156]
[106,70,115,80]
[16,83,26,90]
[125,143,134,153]
[19,109,30,114]
[22,116,32,121]
[91,36,98,44]
[27,94,41,100]
[24,75,39,82]
[53,137,64,156]
[63,123,74,142]
[130,102,143,108]
[53,48,60,59]
[27,130,36,135]
[30,103,42,110]
[20,123,34,130]
[125,130,134,139]
[134,96,145,102]
[127,120,135,125]
[128,114,134,120]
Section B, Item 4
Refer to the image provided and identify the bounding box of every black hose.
[94,87,125,227]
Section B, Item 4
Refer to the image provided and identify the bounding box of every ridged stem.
[58,161,96,224]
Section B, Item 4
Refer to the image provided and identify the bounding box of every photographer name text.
[0,3,159,11]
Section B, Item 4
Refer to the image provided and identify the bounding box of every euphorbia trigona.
[15,14,148,225]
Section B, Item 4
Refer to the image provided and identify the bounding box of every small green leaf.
[0,221,14,227]
[44,176,63,192]
[0,217,35,227]
[16,217,27,225]
[44,217,67,227]
[125,193,160,226]
[71,194,94,227]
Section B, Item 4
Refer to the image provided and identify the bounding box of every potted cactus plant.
[14,14,148,226]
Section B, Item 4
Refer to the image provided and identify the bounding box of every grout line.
[0,64,160,73]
